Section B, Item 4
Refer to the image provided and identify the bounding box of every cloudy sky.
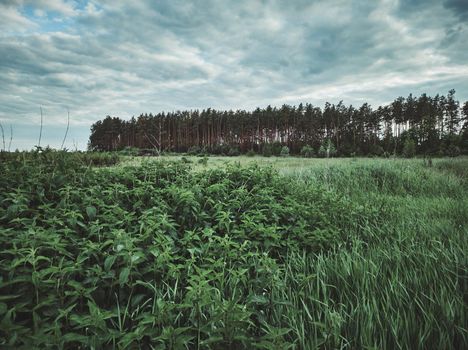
[1,0,467,150]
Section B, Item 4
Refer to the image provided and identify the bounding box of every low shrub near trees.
[0,148,121,167]
[300,144,315,157]
[318,139,337,158]
[403,138,416,158]
[280,146,290,157]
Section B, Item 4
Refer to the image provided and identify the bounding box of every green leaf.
[0,302,7,314]
[104,255,117,272]
[86,206,97,220]
[119,267,130,285]
[248,294,269,304]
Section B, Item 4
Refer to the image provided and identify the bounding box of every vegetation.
[280,146,290,157]
[0,148,121,167]
[0,151,466,349]
[403,138,416,158]
[300,145,315,158]
[89,91,468,157]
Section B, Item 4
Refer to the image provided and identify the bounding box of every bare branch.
[38,106,43,147]
[61,108,70,150]
[144,132,159,151]
[8,124,13,152]
[0,122,5,151]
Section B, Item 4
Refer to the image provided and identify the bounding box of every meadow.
[0,151,466,349]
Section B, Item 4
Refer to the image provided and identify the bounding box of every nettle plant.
[0,155,358,348]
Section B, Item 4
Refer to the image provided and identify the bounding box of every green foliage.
[402,138,416,158]
[197,156,208,166]
[280,146,289,157]
[0,148,121,167]
[318,140,337,158]
[227,146,240,157]
[89,91,466,158]
[262,142,283,157]
[246,149,256,157]
[119,146,140,157]
[187,145,201,155]
[0,154,466,349]
[369,144,384,157]
[300,145,315,158]
[0,155,352,348]
[446,144,461,157]
[262,144,272,157]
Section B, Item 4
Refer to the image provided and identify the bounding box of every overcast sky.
[1,0,467,150]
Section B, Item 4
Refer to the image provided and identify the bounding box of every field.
[0,152,467,349]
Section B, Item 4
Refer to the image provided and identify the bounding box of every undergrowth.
[0,155,466,349]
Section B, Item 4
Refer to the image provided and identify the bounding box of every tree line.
[89,90,468,156]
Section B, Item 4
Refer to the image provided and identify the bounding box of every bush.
[246,149,256,157]
[280,146,290,157]
[446,144,461,157]
[369,144,384,157]
[318,140,337,158]
[262,142,284,157]
[120,146,140,156]
[271,142,283,156]
[187,145,201,155]
[402,138,416,158]
[227,146,240,156]
[300,145,315,158]
[81,152,121,166]
[262,144,273,157]
[198,156,209,166]
[318,145,326,158]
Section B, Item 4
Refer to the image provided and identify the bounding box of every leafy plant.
[280,146,290,157]
[402,138,416,158]
[300,145,315,158]
[0,153,466,349]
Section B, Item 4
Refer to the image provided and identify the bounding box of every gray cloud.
[444,0,468,20]
[0,0,467,150]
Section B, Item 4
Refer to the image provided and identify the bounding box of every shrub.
[262,144,273,157]
[187,145,201,155]
[402,138,416,158]
[198,156,209,166]
[318,140,337,158]
[120,146,139,156]
[300,145,315,158]
[271,141,283,156]
[318,145,326,158]
[369,144,384,157]
[81,152,121,166]
[227,146,240,156]
[263,142,284,157]
[246,149,256,157]
[280,146,290,157]
[446,144,461,157]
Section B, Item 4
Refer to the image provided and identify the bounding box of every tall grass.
[0,154,466,348]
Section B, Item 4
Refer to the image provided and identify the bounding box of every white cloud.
[0,0,467,150]
[0,4,37,35]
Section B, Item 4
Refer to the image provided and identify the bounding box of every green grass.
[0,153,466,349]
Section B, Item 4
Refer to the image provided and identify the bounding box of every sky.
[0,0,467,150]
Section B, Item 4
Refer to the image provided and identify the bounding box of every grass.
[0,152,466,349]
